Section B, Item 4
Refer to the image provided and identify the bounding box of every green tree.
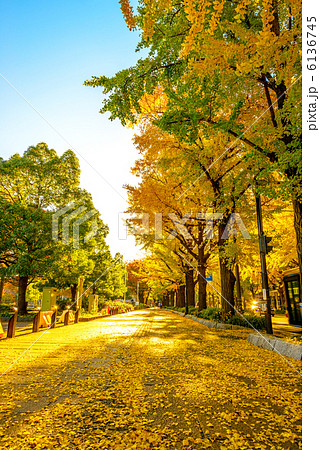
[0,202,56,314]
[0,143,79,313]
[47,189,109,305]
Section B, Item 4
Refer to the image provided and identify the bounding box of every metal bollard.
[51,307,57,328]
[74,308,80,324]
[7,308,18,338]
[33,308,41,333]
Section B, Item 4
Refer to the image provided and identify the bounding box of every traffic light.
[261,235,273,254]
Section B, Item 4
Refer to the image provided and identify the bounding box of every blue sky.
[0,0,144,261]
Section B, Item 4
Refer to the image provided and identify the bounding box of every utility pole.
[255,195,273,335]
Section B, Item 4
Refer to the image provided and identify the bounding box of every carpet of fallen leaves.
[0,310,301,449]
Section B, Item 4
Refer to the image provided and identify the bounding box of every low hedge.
[226,313,266,330]
[166,305,266,330]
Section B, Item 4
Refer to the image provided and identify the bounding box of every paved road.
[0,310,301,449]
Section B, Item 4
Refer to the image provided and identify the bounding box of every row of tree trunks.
[162,290,176,307]
[162,292,169,306]
[162,256,238,314]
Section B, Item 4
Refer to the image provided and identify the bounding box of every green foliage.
[187,306,198,315]
[0,143,81,284]
[0,142,80,208]
[226,314,266,330]
[0,142,123,315]
[26,284,42,304]
[0,304,15,317]
[184,307,267,330]
[0,202,56,279]
[197,307,223,321]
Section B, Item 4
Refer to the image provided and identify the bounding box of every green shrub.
[226,314,266,330]
[187,306,198,315]
[138,303,149,309]
[197,307,223,321]
[188,307,266,330]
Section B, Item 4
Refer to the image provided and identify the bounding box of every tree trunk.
[0,276,4,304]
[178,284,186,308]
[219,257,236,314]
[170,290,175,307]
[70,284,78,306]
[176,287,180,307]
[18,275,28,315]
[186,269,195,307]
[292,197,302,276]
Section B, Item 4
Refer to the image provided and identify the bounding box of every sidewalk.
[272,315,302,341]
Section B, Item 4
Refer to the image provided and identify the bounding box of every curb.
[247,333,302,360]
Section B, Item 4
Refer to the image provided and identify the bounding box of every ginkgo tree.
[86,0,302,274]
[124,120,255,311]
